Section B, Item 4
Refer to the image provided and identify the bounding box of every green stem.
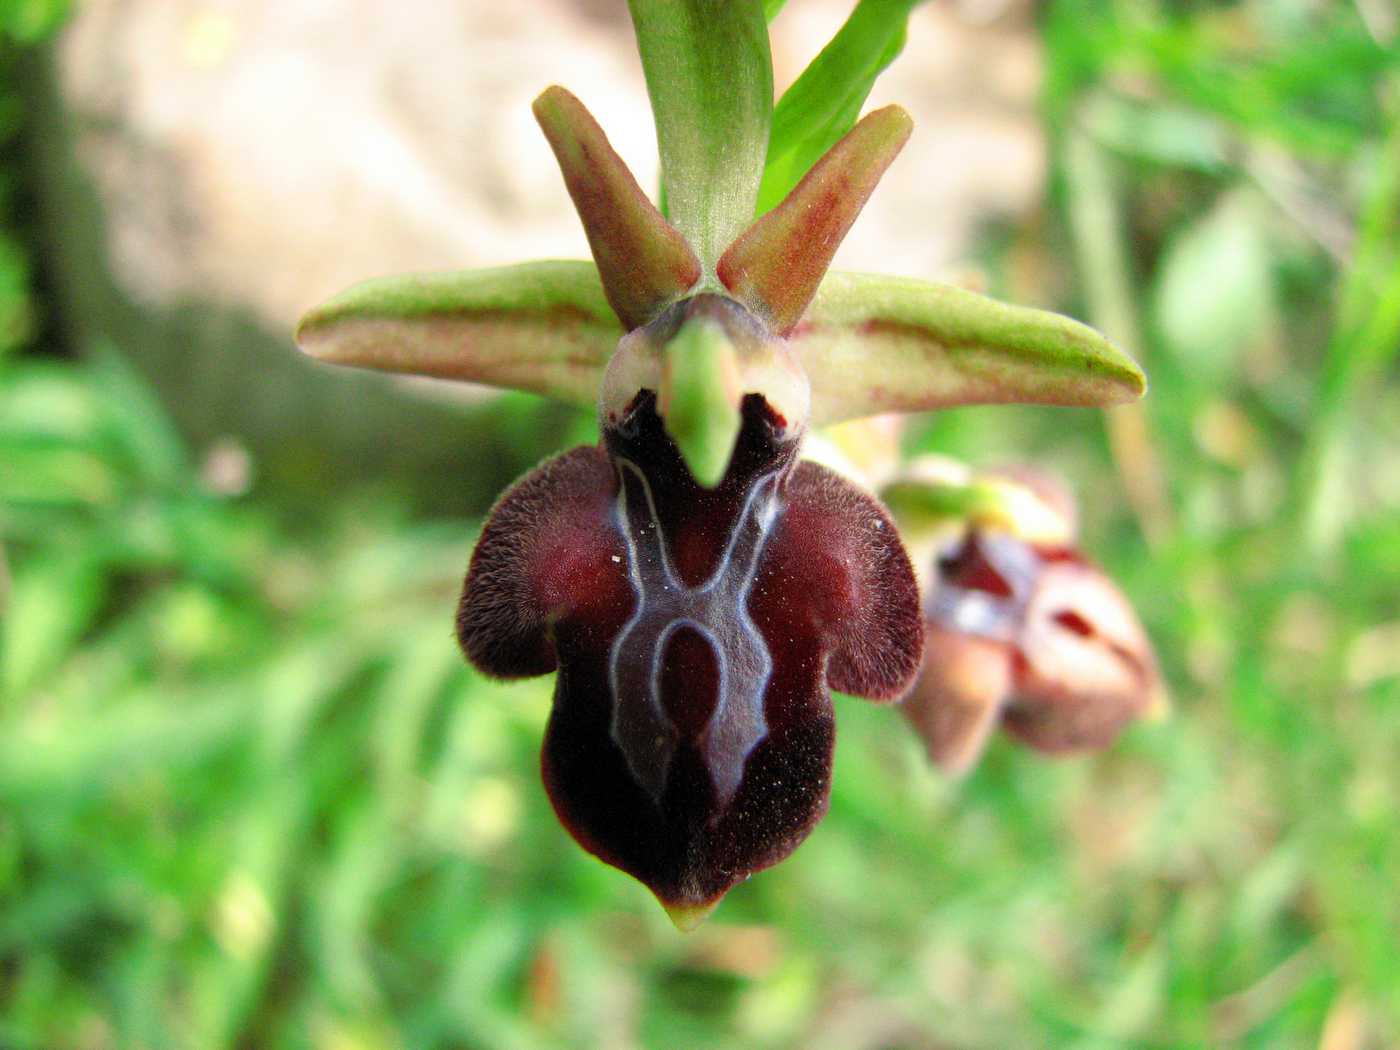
[626,0,772,272]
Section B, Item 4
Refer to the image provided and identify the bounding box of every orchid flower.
[883,459,1166,777]
[294,1,1145,927]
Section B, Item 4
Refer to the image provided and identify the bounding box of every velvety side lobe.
[295,262,621,407]
[457,446,631,678]
[764,461,924,700]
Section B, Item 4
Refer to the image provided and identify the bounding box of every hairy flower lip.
[458,387,921,917]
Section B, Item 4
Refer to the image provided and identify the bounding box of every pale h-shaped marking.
[608,458,780,808]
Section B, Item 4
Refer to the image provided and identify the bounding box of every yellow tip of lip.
[662,899,719,933]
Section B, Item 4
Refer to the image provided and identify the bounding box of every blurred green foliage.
[0,0,69,45]
[0,0,71,357]
[3,1,1400,1048]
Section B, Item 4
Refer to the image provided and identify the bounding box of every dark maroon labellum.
[457,372,922,919]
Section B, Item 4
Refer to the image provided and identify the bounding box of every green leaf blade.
[295,261,622,409]
[757,0,920,216]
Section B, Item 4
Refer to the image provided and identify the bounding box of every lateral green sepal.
[294,261,622,408]
[794,271,1148,425]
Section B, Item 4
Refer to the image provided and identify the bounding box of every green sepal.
[626,0,773,271]
[294,261,622,408]
[795,272,1148,425]
[533,86,700,331]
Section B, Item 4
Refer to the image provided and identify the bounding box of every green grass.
[3,1,1400,1047]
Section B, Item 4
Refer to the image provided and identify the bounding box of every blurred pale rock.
[58,0,1043,330]
[58,0,655,328]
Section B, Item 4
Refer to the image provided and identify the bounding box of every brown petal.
[533,86,701,330]
[717,106,912,335]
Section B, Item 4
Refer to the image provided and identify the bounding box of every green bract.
[757,0,920,215]
[627,0,772,271]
